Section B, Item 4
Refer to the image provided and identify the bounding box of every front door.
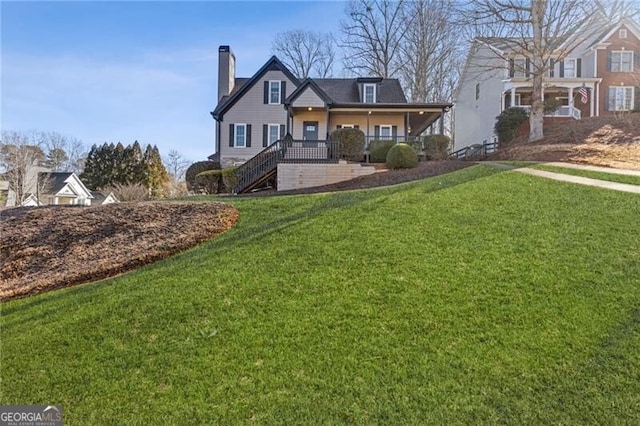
[303,121,318,140]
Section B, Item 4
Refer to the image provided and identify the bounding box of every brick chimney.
[218,45,235,101]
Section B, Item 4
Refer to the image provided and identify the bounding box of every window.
[610,51,633,72]
[340,124,355,128]
[379,125,392,140]
[235,124,246,147]
[269,81,281,104]
[268,124,280,144]
[564,58,576,78]
[619,29,627,39]
[364,84,376,103]
[608,86,634,111]
[475,83,480,100]
[513,58,527,77]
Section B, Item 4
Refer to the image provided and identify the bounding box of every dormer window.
[364,84,376,103]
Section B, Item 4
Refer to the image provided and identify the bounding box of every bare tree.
[164,150,190,182]
[272,30,336,79]
[340,0,408,77]
[462,0,603,141]
[0,131,48,205]
[35,131,87,173]
[398,0,462,102]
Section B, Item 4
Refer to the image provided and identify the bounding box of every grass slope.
[2,165,640,424]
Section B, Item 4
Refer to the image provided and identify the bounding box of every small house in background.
[91,191,120,205]
[21,194,43,207]
[36,172,94,206]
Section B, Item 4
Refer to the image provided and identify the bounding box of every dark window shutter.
[634,51,640,71]
[549,59,555,77]
[280,124,286,138]
[509,59,515,78]
[525,58,531,77]
[229,124,235,147]
[374,125,380,138]
[354,125,360,130]
[392,126,398,141]
[577,58,582,77]
[281,81,286,103]
[559,60,565,78]
[263,124,268,147]
[606,87,613,111]
[336,125,342,129]
[264,81,269,104]
[607,51,612,72]
[246,124,252,147]
[634,86,640,111]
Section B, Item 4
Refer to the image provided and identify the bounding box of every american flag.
[578,84,588,104]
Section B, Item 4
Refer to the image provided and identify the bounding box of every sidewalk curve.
[481,161,640,194]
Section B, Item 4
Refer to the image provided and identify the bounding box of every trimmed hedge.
[423,134,451,160]
[386,143,418,169]
[186,161,220,192]
[494,107,528,143]
[195,166,238,194]
[369,140,396,163]
[330,128,365,161]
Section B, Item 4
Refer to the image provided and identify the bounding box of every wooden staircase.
[233,139,340,194]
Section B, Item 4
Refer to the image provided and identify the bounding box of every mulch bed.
[0,202,239,301]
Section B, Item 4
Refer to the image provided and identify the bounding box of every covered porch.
[503,79,601,120]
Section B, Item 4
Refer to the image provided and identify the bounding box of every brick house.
[454,17,640,151]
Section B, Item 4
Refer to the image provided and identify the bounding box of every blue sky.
[1,1,346,162]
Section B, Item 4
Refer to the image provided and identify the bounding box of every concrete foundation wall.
[277,160,376,191]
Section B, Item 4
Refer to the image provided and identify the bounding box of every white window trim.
[268,80,281,104]
[619,29,627,39]
[609,86,634,111]
[564,58,577,78]
[379,124,393,140]
[234,123,247,148]
[364,83,376,103]
[340,124,355,128]
[267,123,280,144]
[611,51,634,72]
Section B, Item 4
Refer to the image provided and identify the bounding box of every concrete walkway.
[481,161,640,194]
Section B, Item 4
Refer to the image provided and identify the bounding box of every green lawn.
[2,165,640,424]
[532,164,640,186]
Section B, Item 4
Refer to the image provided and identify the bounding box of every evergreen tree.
[143,144,169,196]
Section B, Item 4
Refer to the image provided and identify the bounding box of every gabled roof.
[589,17,640,48]
[38,172,93,198]
[284,78,333,106]
[211,56,300,120]
[286,78,408,105]
[92,191,119,205]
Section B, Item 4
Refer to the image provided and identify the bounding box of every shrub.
[186,161,220,192]
[195,166,238,194]
[329,128,365,161]
[423,134,451,160]
[221,167,238,193]
[369,140,396,163]
[195,170,223,194]
[106,183,149,202]
[543,98,563,115]
[494,107,528,143]
[386,143,418,169]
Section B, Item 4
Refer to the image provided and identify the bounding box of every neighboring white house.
[35,172,94,206]
[91,191,120,205]
[453,16,640,151]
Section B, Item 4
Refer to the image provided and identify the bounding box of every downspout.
[440,109,445,134]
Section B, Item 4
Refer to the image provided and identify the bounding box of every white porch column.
[590,84,595,117]
[568,87,574,107]
[510,88,516,107]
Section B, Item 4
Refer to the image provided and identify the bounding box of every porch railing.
[233,139,340,193]
[518,105,581,119]
[450,140,499,160]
